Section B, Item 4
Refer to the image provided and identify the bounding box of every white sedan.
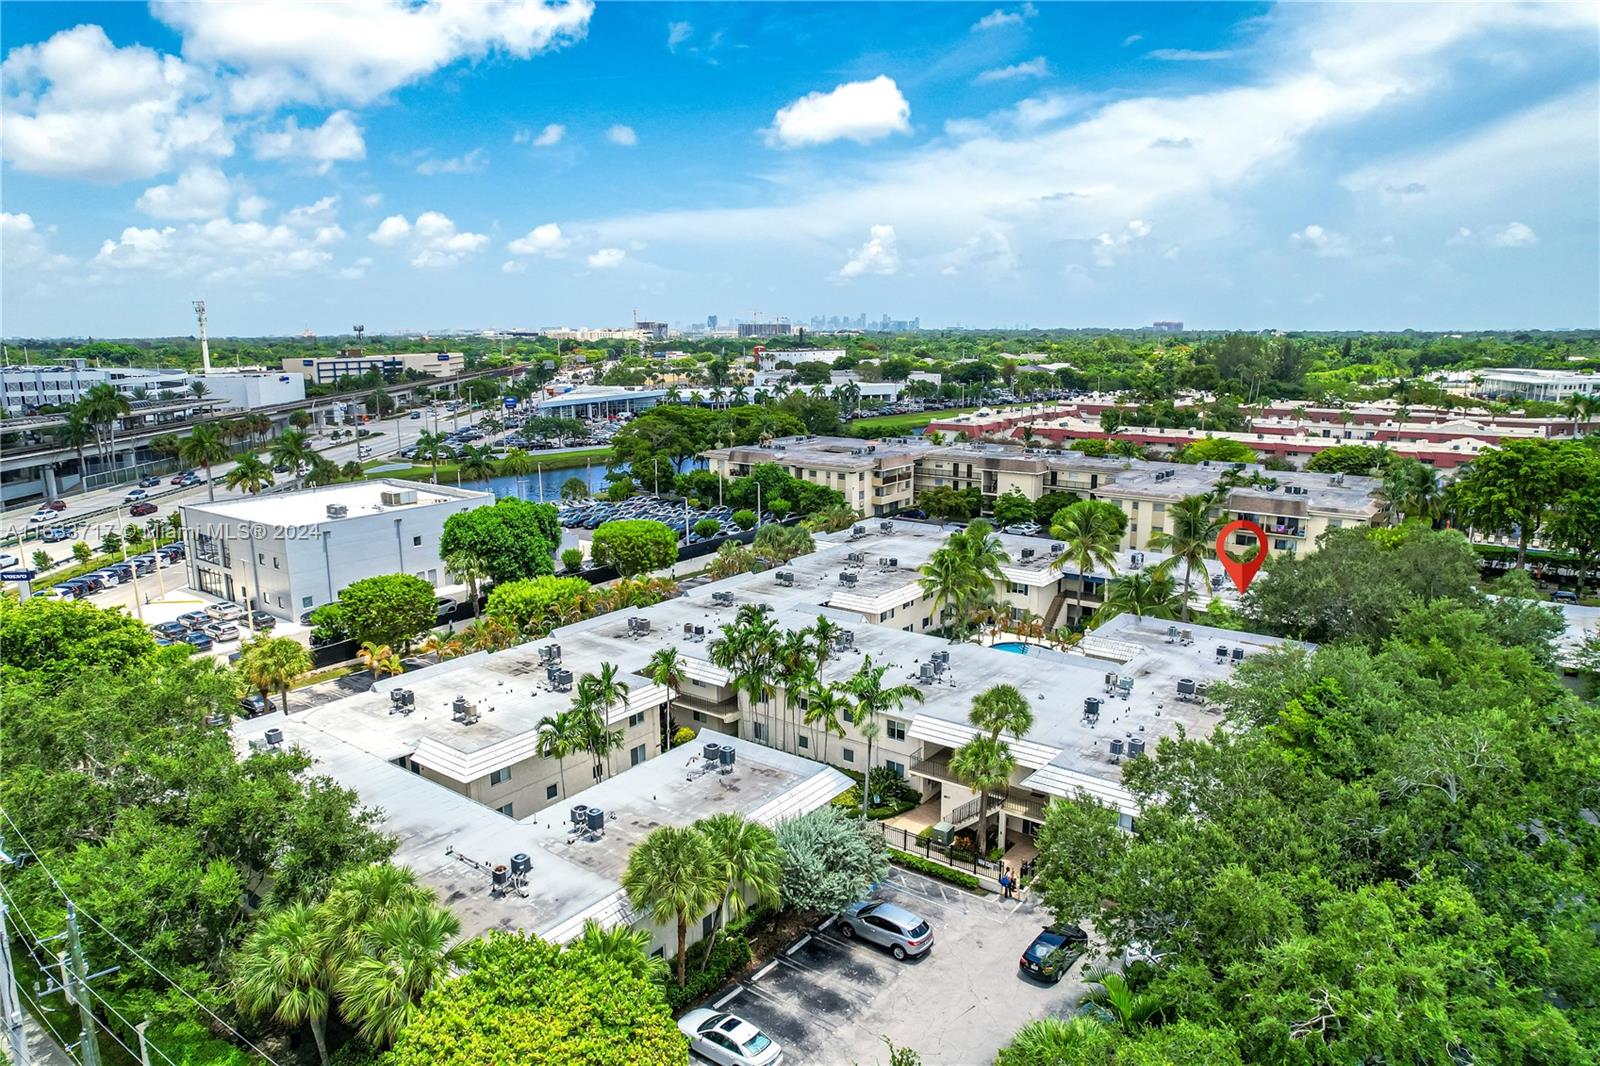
[678,1008,783,1066]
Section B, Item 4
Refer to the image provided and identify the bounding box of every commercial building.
[531,385,666,419]
[1473,368,1598,403]
[197,370,306,410]
[281,351,465,384]
[1151,321,1184,332]
[738,321,801,338]
[0,363,197,414]
[180,479,490,618]
[754,347,845,370]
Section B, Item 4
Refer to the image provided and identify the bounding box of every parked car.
[91,570,122,586]
[139,475,163,488]
[249,610,277,630]
[1552,590,1578,605]
[435,596,457,617]
[45,498,67,511]
[185,631,214,651]
[51,583,85,600]
[178,610,212,629]
[206,602,245,621]
[41,527,73,542]
[836,900,933,960]
[676,1009,783,1066]
[1019,924,1088,983]
[129,501,158,517]
[204,621,240,642]
[151,621,189,640]
[0,553,16,569]
[239,692,273,717]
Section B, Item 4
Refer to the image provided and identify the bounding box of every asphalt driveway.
[704,866,1092,1065]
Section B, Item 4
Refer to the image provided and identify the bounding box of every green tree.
[621,824,722,988]
[573,664,629,779]
[53,408,96,495]
[0,594,153,686]
[646,646,686,751]
[693,517,722,540]
[1381,456,1443,522]
[236,634,312,713]
[802,682,852,764]
[845,654,924,824]
[1093,569,1183,628]
[566,920,667,984]
[179,421,231,502]
[773,806,889,914]
[696,813,782,966]
[1305,444,1385,475]
[443,548,488,619]
[950,735,1014,856]
[1174,436,1256,464]
[385,932,686,1066]
[269,429,313,486]
[1147,494,1222,621]
[560,475,591,502]
[338,573,438,650]
[485,575,591,636]
[1051,499,1126,628]
[225,452,275,495]
[752,522,814,564]
[333,901,462,1047]
[71,540,92,563]
[992,488,1036,527]
[412,430,453,484]
[440,497,560,583]
[1449,439,1592,569]
[535,711,583,800]
[920,485,976,524]
[234,902,338,1066]
[731,508,757,530]
[455,444,499,483]
[591,519,679,576]
[31,549,52,572]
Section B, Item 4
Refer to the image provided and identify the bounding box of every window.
[257,553,266,565]
[497,802,514,817]
[1009,581,1028,595]
[843,747,856,763]
[592,763,603,780]
[885,759,906,777]
[412,535,422,546]
[886,719,906,742]
[630,743,647,766]
[798,735,810,750]
[703,913,717,938]
[752,722,768,742]
[489,767,512,786]
[628,711,645,728]
[301,596,313,608]
[273,557,280,569]
[546,784,558,799]
[692,711,706,723]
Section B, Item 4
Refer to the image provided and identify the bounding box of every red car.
[129,502,158,517]
[45,499,66,511]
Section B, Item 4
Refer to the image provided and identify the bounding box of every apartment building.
[703,436,920,516]
[281,350,465,384]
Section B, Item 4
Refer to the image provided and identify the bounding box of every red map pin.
[1215,519,1269,594]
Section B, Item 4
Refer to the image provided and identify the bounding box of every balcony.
[909,751,961,786]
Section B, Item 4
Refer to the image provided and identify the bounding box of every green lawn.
[846,406,983,436]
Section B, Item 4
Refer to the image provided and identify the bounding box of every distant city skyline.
[2,2,1596,337]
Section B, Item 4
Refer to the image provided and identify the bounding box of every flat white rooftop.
[182,478,489,526]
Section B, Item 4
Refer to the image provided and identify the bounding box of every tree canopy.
[337,573,438,650]
[439,497,562,583]
[590,519,679,577]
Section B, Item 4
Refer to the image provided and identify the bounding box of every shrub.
[731,509,757,531]
[486,576,592,635]
[671,726,696,748]
[889,849,984,893]
[337,573,437,649]
[591,519,679,577]
[693,518,721,540]
[561,547,585,572]
[661,932,751,1013]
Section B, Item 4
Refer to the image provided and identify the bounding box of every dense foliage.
[438,497,562,583]
[773,806,890,914]
[1016,523,1599,1065]
[337,573,439,650]
[484,575,593,633]
[590,518,680,576]
[384,932,687,1066]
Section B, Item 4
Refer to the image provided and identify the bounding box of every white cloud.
[1148,48,1239,61]
[976,57,1049,84]
[0,213,72,270]
[764,75,911,148]
[92,205,343,278]
[361,192,385,208]
[367,211,488,267]
[501,259,527,274]
[338,256,373,280]
[1092,219,1154,265]
[237,194,270,221]
[667,21,693,52]
[514,122,565,147]
[940,228,1017,277]
[416,147,487,175]
[606,124,638,147]
[135,165,235,220]
[283,195,340,228]
[152,0,594,110]
[252,110,365,172]
[587,247,626,269]
[972,4,1037,31]
[838,225,899,278]
[507,223,570,257]
[1486,221,1538,248]
[1290,223,1351,257]
[1123,34,1144,47]
[0,24,231,182]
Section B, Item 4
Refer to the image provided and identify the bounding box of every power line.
[0,811,284,1066]
[14,983,79,1066]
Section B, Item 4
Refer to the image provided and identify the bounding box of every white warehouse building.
[180,479,491,619]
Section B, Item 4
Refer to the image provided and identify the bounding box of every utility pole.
[1,890,25,1066]
[64,904,103,1066]
[193,300,211,374]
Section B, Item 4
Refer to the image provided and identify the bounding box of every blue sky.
[2,1,1596,337]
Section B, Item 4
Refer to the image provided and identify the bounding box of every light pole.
[117,505,145,623]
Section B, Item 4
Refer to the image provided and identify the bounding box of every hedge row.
[888,848,986,893]
[662,931,752,1013]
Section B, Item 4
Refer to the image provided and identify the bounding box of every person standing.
[999,868,1013,900]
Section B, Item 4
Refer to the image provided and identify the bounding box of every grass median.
[846,407,983,437]
[362,446,614,484]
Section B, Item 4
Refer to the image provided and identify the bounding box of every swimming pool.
[992,642,1030,654]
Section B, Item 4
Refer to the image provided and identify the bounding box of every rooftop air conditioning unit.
[379,488,418,507]
[1021,548,1035,560]
[879,521,893,532]
[325,503,349,519]
[1050,542,1065,553]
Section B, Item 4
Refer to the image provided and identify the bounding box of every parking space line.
[786,934,813,955]
[750,960,779,982]
[712,986,744,1010]
[817,915,837,932]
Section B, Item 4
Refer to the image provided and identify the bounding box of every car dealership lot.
[705,867,1092,1065]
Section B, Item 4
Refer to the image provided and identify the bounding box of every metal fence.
[873,822,988,879]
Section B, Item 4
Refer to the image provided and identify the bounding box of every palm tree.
[566,920,667,983]
[585,661,632,756]
[456,445,499,484]
[950,735,1014,857]
[443,549,487,619]
[969,683,1034,744]
[499,448,538,494]
[696,813,782,967]
[535,711,582,799]
[189,380,211,401]
[233,902,337,1066]
[179,422,230,502]
[646,647,686,751]
[919,543,975,640]
[80,382,131,466]
[1147,493,1222,621]
[54,410,96,495]
[412,431,452,484]
[340,460,366,481]
[237,635,312,714]
[709,604,780,747]
[802,683,850,764]
[334,902,461,1048]
[1081,968,1165,1032]
[1092,570,1183,628]
[995,1017,1108,1065]
[571,682,625,782]
[225,453,275,495]
[304,455,343,487]
[1051,499,1122,629]
[270,429,313,487]
[845,655,924,824]
[358,641,401,682]
[560,476,590,503]
[621,825,722,989]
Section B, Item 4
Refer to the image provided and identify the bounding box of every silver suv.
[836,900,933,960]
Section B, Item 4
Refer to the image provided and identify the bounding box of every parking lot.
[706,867,1091,1065]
